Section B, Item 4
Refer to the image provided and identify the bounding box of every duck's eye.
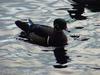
[54,24,60,29]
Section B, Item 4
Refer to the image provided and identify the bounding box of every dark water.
[0,0,100,75]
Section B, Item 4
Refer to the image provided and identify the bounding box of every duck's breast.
[49,31,68,46]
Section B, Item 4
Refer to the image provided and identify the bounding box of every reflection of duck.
[54,47,70,64]
[15,18,68,47]
[53,46,70,68]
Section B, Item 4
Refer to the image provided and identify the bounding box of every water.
[0,0,100,75]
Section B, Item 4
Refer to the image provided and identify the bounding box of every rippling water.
[0,0,100,75]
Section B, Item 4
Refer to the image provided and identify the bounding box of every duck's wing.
[40,25,53,35]
[30,25,53,39]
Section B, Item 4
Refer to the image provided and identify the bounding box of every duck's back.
[30,24,53,38]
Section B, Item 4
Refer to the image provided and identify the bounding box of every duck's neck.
[54,28,63,32]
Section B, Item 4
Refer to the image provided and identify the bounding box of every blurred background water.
[0,0,100,75]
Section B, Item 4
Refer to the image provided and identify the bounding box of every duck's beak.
[64,25,70,32]
[63,25,68,31]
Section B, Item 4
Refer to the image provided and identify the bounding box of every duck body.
[15,18,68,47]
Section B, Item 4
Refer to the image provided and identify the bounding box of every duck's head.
[53,18,67,31]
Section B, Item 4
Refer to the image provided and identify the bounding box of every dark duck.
[15,18,69,47]
[15,18,70,68]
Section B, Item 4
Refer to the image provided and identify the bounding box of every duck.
[15,18,69,47]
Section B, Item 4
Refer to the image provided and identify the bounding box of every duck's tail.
[15,20,30,33]
[15,19,35,33]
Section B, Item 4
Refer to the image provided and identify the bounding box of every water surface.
[0,0,100,75]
